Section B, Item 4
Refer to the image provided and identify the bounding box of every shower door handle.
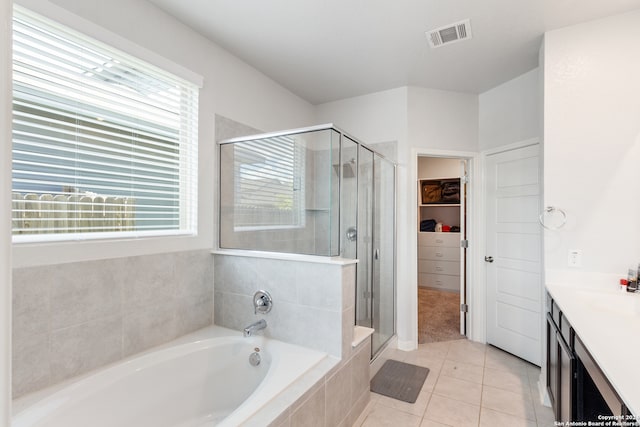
[346,226,357,242]
[374,248,380,260]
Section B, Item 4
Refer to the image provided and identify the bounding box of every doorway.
[417,156,468,344]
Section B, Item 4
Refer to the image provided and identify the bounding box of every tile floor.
[354,339,555,427]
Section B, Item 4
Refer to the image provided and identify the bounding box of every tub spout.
[243,319,267,337]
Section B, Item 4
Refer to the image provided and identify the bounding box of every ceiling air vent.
[426,19,472,48]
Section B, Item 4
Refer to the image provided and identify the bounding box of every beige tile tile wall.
[355,340,555,427]
[271,337,372,427]
[12,250,213,398]
[214,253,369,426]
[213,254,354,357]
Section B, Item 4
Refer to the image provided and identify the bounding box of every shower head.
[333,158,356,179]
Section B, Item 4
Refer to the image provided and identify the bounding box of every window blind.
[11,7,199,241]
[233,135,305,229]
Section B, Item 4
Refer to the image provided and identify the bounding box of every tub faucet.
[243,319,267,337]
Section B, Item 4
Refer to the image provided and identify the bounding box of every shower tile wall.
[214,254,355,358]
[215,114,260,142]
[218,115,339,256]
[308,147,335,255]
[12,250,213,398]
[220,145,332,255]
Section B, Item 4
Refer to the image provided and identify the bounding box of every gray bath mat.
[370,359,429,403]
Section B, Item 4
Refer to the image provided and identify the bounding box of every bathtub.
[12,325,331,427]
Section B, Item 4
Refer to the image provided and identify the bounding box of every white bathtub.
[12,325,330,427]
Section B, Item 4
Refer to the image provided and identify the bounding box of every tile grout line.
[361,341,548,427]
[478,357,486,427]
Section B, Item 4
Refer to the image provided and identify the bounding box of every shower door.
[356,146,374,328]
[371,154,395,357]
[354,145,396,358]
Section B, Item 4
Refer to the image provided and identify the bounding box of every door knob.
[484,256,494,263]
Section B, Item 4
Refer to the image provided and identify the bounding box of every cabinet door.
[547,314,559,416]
[558,331,575,422]
[575,336,625,420]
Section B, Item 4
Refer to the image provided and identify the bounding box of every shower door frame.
[217,123,398,358]
[342,138,398,360]
[369,151,397,358]
[335,130,397,359]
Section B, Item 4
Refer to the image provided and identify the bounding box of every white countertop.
[546,274,640,416]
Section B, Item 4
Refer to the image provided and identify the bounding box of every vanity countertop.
[546,276,640,417]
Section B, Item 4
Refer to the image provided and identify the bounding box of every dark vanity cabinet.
[546,293,635,426]
[546,296,575,422]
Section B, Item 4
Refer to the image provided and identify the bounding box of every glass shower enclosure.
[219,124,395,358]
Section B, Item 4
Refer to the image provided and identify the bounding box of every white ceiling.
[148,0,640,105]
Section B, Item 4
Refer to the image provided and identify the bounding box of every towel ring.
[539,206,567,230]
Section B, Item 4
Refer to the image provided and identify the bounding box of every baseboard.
[537,373,552,407]
[396,338,416,352]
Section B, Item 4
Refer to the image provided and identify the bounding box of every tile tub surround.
[12,250,214,398]
[213,252,356,358]
[213,251,369,426]
[266,335,372,427]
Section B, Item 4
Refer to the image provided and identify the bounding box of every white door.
[485,143,542,365]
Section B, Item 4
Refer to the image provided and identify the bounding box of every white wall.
[13,0,316,267]
[315,87,408,145]
[316,86,478,349]
[408,87,479,153]
[479,69,540,151]
[1,0,12,422]
[476,68,542,353]
[543,10,640,275]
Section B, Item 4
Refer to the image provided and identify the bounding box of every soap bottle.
[620,279,629,291]
[627,268,638,292]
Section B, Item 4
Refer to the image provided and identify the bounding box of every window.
[231,135,305,230]
[11,7,199,242]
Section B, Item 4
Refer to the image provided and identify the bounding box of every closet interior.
[417,156,467,344]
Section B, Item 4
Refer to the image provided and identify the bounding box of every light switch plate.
[568,249,582,267]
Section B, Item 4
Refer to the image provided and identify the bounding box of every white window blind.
[11,7,199,242]
[233,135,305,229]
